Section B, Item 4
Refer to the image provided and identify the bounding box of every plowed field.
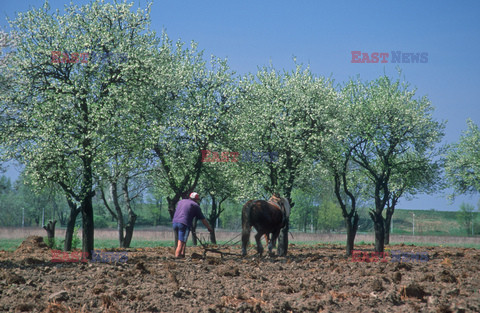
[1,236,480,312]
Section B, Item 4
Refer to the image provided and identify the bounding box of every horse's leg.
[270,229,281,254]
[241,226,251,257]
[267,233,275,253]
[264,234,272,253]
[241,201,253,257]
[255,232,264,256]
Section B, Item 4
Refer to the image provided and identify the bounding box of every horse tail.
[241,200,254,256]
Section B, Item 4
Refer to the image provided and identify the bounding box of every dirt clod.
[439,269,457,283]
[392,271,402,283]
[371,278,384,292]
[4,272,26,285]
[403,282,429,299]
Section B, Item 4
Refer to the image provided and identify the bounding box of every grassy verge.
[0,238,247,252]
[2,238,480,252]
[0,238,175,252]
[0,238,24,251]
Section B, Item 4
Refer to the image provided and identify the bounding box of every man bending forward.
[172,192,213,258]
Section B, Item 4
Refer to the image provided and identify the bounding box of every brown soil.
[1,236,480,312]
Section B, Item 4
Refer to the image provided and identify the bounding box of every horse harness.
[267,196,287,227]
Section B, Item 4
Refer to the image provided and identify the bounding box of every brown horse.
[241,194,291,256]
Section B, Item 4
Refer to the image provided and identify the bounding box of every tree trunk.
[111,182,125,247]
[371,210,385,252]
[117,219,125,248]
[79,99,95,259]
[64,216,76,251]
[122,178,137,248]
[81,195,95,259]
[64,199,80,251]
[384,206,394,245]
[207,194,223,245]
[277,218,289,256]
[43,220,57,248]
[384,220,391,245]
[384,196,398,245]
[371,179,389,252]
[124,213,136,248]
[345,212,359,256]
[207,195,217,244]
[333,171,359,257]
[277,188,294,257]
[210,226,217,244]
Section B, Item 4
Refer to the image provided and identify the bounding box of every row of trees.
[1,1,478,256]
[3,172,478,236]
[0,173,349,232]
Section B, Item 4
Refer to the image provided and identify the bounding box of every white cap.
[189,192,200,201]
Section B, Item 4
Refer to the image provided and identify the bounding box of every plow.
[190,230,292,258]
[191,231,245,259]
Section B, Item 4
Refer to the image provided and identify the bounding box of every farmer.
[172,192,213,258]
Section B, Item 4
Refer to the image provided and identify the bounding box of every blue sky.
[2,0,480,211]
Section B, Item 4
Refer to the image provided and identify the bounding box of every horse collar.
[268,198,287,226]
[267,200,281,210]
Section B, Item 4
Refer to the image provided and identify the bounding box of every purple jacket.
[172,199,206,228]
